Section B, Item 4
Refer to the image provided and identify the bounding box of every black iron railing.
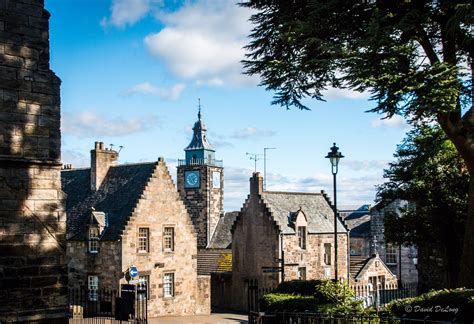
[178,158,223,167]
[68,287,147,323]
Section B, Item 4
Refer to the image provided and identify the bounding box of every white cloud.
[144,0,255,86]
[344,160,390,172]
[212,140,235,149]
[323,87,370,100]
[122,82,185,100]
[231,127,276,140]
[222,166,382,211]
[371,115,409,129]
[62,149,89,168]
[101,0,154,28]
[62,111,159,137]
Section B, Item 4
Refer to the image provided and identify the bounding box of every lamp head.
[325,143,344,174]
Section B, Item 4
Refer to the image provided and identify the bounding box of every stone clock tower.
[177,109,224,249]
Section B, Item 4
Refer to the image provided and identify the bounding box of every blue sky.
[46,0,410,211]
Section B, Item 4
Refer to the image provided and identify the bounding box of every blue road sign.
[129,266,138,278]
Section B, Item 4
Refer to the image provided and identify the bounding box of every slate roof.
[208,211,239,249]
[350,219,371,237]
[350,254,396,279]
[350,256,370,278]
[261,191,347,234]
[61,162,157,240]
[185,111,214,151]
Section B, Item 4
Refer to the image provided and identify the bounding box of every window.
[297,267,306,280]
[163,227,174,251]
[163,273,174,298]
[324,243,331,265]
[138,275,150,300]
[88,227,99,253]
[298,226,306,249]
[386,244,397,264]
[138,228,149,253]
[88,275,98,301]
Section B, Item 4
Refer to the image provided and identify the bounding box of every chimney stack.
[91,141,118,191]
[250,172,263,197]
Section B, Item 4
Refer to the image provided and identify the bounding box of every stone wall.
[283,233,348,281]
[231,197,281,312]
[0,0,67,321]
[67,240,121,289]
[371,201,418,284]
[122,159,210,316]
[177,165,223,248]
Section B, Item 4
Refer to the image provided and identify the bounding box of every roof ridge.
[263,191,323,196]
[110,161,158,168]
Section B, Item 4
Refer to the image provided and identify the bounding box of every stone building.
[340,205,371,257]
[371,200,418,284]
[231,173,349,311]
[177,108,224,249]
[62,142,210,317]
[350,254,398,287]
[0,0,67,321]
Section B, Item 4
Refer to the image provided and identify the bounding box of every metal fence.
[68,287,147,324]
[248,311,464,324]
[351,282,418,308]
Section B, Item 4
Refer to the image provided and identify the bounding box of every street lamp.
[325,143,344,281]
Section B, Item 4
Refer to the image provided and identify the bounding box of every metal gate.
[68,287,147,323]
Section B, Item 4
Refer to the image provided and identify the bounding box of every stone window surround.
[88,275,99,301]
[138,227,150,253]
[163,272,175,298]
[323,243,332,265]
[385,243,397,265]
[297,266,306,280]
[88,226,99,253]
[297,226,307,250]
[163,225,175,252]
[139,274,150,300]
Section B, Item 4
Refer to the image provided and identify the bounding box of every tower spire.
[198,98,201,120]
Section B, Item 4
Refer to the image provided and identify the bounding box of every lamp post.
[325,143,344,281]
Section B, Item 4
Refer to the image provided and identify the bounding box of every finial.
[198,98,201,120]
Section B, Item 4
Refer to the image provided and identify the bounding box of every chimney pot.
[91,141,118,191]
[250,172,263,197]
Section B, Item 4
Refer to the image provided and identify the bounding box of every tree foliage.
[241,0,472,117]
[377,125,468,285]
[241,0,474,287]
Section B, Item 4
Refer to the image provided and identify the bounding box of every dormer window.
[88,226,99,253]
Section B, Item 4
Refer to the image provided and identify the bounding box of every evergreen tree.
[378,126,468,287]
[241,0,473,286]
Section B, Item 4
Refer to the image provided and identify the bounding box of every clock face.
[185,171,200,188]
[212,171,221,188]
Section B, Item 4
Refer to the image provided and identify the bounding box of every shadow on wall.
[0,2,67,321]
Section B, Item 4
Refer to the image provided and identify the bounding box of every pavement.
[149,312,248,323]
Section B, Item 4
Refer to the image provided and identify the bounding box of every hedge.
[385,288,474,321]
[260,293,316,312]
[261,280,364,314]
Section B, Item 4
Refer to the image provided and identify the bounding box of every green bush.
[276,280,322,296]
[261,280,364,315]
[386,288,474,321]
[260,293,316,312]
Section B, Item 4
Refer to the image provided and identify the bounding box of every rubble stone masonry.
[0,0,67,321]
[177,165,224,248]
